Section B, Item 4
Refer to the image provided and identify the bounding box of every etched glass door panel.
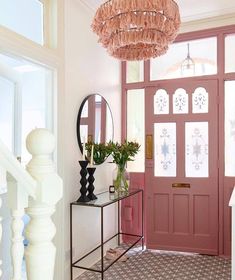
[154,89,169,115]
[192,87,208,113]
[185,122,209,178]
[154,123,176,177]
[173,88,188,114]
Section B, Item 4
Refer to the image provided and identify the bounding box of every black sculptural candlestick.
[77,160,90,202]
[87,167,97,200]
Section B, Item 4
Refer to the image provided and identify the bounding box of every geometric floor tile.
[76,247,231,280]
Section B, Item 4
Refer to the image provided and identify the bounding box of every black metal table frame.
[70,189,144,280]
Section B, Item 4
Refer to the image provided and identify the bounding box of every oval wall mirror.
[76,94,114,164]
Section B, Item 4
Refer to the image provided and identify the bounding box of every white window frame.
[0,0,58,48]
[0,1,65,279]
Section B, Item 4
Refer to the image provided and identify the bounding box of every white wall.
[64,0,121,278]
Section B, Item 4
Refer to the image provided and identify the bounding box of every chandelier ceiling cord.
[91,0,181,61]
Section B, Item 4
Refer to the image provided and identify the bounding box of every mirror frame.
[76,94,114,164]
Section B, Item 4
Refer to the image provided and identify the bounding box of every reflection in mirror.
[77,94,114,164]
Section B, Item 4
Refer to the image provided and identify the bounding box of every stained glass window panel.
[154,89,169,115]
[192,87,208,113]
[154,123,176,177]
[225,81,235,176]
[173,88,188,114]
[185,122,208,178]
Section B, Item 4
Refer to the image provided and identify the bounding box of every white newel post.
[24,128,63,280]
[8,179,28,280]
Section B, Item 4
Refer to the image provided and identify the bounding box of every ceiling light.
[181,43,195,77]
[91,0,181,61]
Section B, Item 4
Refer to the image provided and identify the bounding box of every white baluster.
[0,196,2,278]
[25,204,56,279]
[8,179,28,280]
[24,128,63,280]
[11,209,25,280]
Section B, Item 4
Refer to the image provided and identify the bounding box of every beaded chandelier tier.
[91,0,181,61]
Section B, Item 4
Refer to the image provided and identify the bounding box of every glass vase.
[112,165,129,193]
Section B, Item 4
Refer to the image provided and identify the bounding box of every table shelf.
[70,189,144,280]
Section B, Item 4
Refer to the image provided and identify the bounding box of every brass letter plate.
[146,134,153,159]
[172,183,190,188]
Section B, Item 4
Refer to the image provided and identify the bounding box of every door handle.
[172,183,190,188]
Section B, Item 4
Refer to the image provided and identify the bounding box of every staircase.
[0,128,63,280]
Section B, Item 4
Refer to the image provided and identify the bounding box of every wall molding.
[180,13,235,33]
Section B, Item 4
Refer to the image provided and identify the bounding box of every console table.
[70,189,144,280]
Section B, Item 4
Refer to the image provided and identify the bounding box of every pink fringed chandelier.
[91,0,181,61]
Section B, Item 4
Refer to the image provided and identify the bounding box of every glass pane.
[154,123,176,177]
[0,53,53,165]
[185,122,208,178]
[151,37,217,80]
[80,125,88,143]
[173,88,188,114]
[81,101,88,118]
[192,87,208,114]
[0,76,14,151]
[225,34,235,73]
[126,61,144,83]
[0,0,44,44]
[127,89,145,172]
[21,68,53,164]
[154,89,169,115]
[95,103,101,143]
[225,81,235,176]
[106,106,113,143]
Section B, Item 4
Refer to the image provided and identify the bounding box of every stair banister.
[0,139,37,198]
[0,128,63,280]
[24,128,63,280]
[0,137,37,279]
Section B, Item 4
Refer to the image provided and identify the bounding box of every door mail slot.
[172,183,190,188]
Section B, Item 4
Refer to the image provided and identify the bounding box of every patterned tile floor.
[77,247,231,280]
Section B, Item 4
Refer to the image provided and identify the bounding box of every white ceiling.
[81,0,235,22]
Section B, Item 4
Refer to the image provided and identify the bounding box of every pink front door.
[145,79,219,254]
